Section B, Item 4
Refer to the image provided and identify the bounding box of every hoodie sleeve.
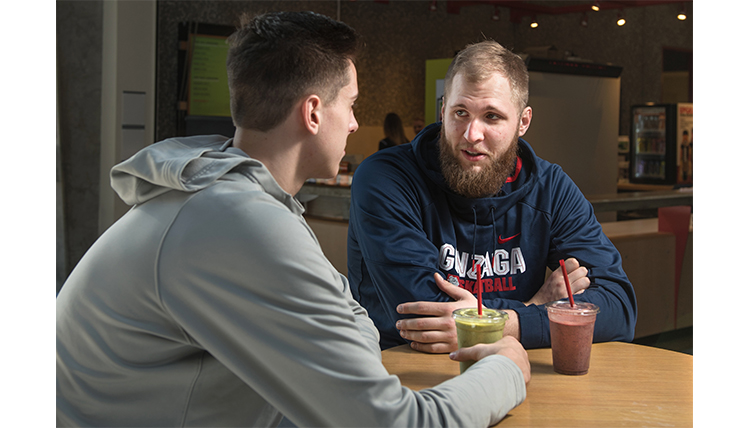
[347,151,457,347]
[512,169,638,349]
[340,272,382,357]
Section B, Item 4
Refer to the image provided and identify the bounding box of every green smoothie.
[452,308,508,373]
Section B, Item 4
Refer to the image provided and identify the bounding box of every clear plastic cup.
[546,300,600,375]
[453,308,508,373]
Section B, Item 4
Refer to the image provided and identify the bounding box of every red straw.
[475,262,483,316]
[559,259,575,307]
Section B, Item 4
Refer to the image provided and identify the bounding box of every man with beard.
[347,40,637,352]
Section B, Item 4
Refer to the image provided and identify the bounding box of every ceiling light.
[591,1,600,12]
[581,13,588,27]
[492,5,500,21]
[616,11,626,26]
[530,16,539,28]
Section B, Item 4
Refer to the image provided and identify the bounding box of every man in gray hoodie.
[56,11,530,427]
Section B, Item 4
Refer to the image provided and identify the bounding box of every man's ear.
[518,106,532,137]
[302,95,322,135]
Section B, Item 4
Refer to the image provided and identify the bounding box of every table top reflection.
[381,342,693,427]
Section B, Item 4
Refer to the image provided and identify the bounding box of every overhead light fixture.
[677,2,687,20]
[492,5,500,21]
[429,0,437,12]
[616,11,626,26]
[581,13,588,27]
[530,16,539,28]
[591,1,600,12]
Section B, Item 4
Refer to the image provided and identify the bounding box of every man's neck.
[232,126,305,195]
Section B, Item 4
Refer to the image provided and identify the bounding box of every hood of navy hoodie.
[411,122,540,225]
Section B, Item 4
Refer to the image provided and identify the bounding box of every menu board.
[188,34,231,117]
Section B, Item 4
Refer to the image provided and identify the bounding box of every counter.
[298,183,693,221]
[297,183,352,221]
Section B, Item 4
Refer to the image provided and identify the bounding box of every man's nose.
[463,119,484,143]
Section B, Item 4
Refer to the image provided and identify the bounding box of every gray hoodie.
[56,135,526,427]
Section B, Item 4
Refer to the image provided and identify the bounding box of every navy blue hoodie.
[347,122,637,349]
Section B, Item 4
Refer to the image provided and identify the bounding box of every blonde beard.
[438,126,519,199]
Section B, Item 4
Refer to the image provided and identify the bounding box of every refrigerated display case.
[629,103,692,186]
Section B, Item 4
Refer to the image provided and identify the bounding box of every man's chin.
[459,161,489,174]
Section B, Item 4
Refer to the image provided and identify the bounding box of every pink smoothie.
[549,318,596,375]
[546,301,599,375]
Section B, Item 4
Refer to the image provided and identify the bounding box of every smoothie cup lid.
[545,300,600,316]
[452,308,508,323]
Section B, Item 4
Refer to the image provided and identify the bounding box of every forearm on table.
[581,282,637,342]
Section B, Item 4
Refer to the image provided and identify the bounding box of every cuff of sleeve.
[515,305,549,349]
[465,355,527,424]
[482,355,527,418]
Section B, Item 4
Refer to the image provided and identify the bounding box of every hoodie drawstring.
[471,206,478,274]
[471,206,497,280]
[491,206,497,260]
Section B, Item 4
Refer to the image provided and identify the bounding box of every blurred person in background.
[378,112,410,150]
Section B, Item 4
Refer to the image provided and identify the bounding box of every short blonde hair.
[444,40,529,114]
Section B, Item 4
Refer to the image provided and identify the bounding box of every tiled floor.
[632,326,693,355]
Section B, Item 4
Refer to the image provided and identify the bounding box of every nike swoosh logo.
[498,233,520,244]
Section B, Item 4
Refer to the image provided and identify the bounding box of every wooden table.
[382,342,693,427]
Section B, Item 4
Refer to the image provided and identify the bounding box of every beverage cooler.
[629,103,693,186]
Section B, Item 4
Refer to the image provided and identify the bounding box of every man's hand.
[395,273,477,354]
[525,258,590,306]
[450,336,531,384]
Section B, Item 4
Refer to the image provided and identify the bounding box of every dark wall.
[57,0,103,284]
[155,0,692,140]
[510,2,693,139]
[155,0,513,141]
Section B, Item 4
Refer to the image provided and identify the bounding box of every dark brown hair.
[226,11,362,131]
